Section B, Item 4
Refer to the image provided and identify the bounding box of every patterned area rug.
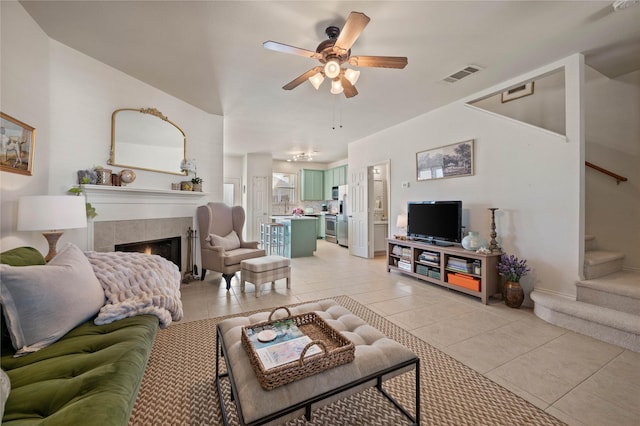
[129,296,565,425]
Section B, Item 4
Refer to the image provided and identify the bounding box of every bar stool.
[260,223,286,256]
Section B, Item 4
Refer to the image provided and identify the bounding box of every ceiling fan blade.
[349,56,408,69]
[334,12,370,54]
[263,41,321,59]
[282,67,323,90]
[341,76,358,98]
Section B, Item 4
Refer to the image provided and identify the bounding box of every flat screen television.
[407,201,462,246]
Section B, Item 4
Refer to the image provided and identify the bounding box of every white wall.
[0,2,223,253]
[471,66,640,270]
[349,56,585,303]
[584,69,639,271]
[0,1,51,252]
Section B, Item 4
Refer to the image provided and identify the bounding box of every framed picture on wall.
[501,82,534,103]
[416,140,474,181]
[1,112,35,176]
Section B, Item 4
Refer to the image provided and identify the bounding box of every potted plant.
[191,176,203,192]
[497,254,531,308]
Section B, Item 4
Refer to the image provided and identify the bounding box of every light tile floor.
[180,240,640,426]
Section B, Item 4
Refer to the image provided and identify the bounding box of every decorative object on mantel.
[497,254,530,308]
[95,167,112,185]
[171,183,181,190]
[180,181,193,191]
[17,195,88,262]
[180,158,201,191]
[191,176,203,192]
[0,112,35,176]
[119,169,136,185]
[488,208,502,253]
[461,231,487,251]
[180,158,197,174]
[77,169,98,185]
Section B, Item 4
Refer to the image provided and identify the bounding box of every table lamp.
[395,214,408,239]
[18,195,88,262]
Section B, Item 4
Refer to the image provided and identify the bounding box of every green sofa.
[1,247,158,425]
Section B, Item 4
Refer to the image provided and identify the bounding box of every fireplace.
[115,236,181,270]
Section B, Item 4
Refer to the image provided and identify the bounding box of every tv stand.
[387,238,501,304]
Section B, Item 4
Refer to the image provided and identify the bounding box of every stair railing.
[586,161,628,185]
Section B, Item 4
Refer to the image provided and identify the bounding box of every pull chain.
[332,96,343,130]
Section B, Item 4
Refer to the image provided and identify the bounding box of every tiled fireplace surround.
[83,185,207,273]
[93,217,192,272]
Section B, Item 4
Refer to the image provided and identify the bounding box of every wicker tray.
[241,306,355,390]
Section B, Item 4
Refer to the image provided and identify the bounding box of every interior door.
[349,166,370,258]
[251,176,269,242]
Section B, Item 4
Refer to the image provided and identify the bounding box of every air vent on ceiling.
[443,65,482,83]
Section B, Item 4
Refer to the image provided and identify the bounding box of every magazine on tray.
[245,319,322,369]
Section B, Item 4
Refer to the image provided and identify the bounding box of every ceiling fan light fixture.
[324,60,341,79]
[330,79,344,95]
[308,72,325,90]
[344,68,360,85]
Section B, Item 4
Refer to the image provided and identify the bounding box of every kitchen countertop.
[271,215,318,220]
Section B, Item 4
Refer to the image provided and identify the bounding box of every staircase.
[531,235,640,352]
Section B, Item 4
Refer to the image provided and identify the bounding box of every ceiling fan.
[263,11,408,98]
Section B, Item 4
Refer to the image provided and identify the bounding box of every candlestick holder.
[488,208,502,253]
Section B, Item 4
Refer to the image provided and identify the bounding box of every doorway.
[372,163,390,256]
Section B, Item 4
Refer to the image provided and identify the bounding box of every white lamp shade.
[324,60,341,79]
[308,72,325,90]
[330,79,344,95]
[344,68,360,85]
[18,196,88,231]
[396,214,408,229]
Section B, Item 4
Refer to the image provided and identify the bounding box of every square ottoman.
[240,255,291,297]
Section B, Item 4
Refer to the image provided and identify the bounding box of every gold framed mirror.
[109,108,187,175]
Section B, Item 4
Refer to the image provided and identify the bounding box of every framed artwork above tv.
[416,139,474,181]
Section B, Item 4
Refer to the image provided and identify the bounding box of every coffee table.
[215,299,420,425]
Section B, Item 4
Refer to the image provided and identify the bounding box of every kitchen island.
[270,216,318,257]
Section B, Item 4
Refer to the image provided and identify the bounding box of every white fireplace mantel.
[81,184,210,250]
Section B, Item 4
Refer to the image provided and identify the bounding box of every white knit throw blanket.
[85,251,183,328]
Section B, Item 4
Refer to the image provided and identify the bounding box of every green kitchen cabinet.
[335,165,347,186]
[323,166,349,200]
[300,169,324,201]
[324,169,333,200]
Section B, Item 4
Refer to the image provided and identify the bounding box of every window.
[272,172,296,209]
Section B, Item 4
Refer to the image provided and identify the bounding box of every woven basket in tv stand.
[387,238,501,304]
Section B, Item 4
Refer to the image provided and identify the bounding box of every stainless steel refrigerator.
[337,185,348,247]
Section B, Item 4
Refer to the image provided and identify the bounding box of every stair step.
[577,271,640,316]
[531,290,640,352]
[584,250,625,279]
[585,234,597,251]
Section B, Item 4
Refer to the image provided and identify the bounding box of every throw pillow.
[0,369,9,419]
[208,230,241,251]
[0,243,105,356]
[0,246,46,266]
[0,247,47,356]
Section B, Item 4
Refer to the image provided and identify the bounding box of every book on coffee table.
[255,335,321,370]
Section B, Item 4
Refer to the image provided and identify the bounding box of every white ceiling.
[20,1,640,163]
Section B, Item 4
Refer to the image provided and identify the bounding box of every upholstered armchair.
[197,202,265,289]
